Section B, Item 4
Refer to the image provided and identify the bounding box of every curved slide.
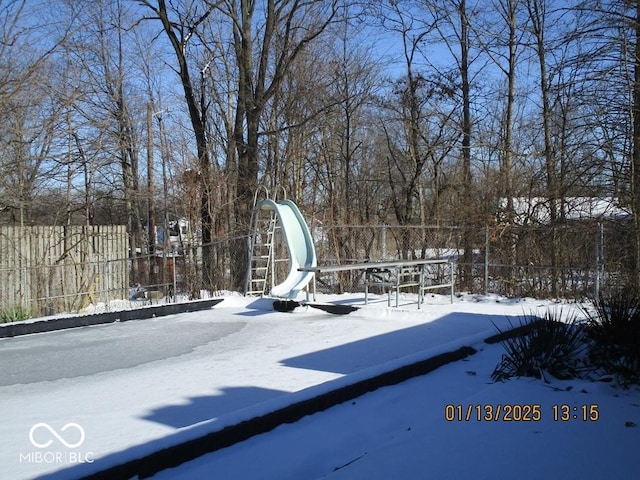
[256,199,317,299]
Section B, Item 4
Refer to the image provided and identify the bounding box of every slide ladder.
[246,210,278,296]
[245,189,316,299]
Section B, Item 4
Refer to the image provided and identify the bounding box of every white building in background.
[155,219,191,253]
[498,197,631,225]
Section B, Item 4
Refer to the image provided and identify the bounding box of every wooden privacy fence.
[0,225,128,316]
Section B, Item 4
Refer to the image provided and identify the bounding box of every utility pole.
[147,101,156,285]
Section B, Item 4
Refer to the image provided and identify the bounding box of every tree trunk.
[460,0,474,291]
[633,0,640,292]
[147,0,216,290]
[528,0,559,296]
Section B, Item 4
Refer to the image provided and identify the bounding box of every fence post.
[103,261,110,313]
[450,260,455,303]
[484,225,489,296]
[173,255,177,302]
[22,267,28,312]
[594,222,603,299]
[382,225,387,259]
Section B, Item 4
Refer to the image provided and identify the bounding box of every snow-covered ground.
[1,293,638,479]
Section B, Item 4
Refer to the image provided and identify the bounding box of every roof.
[498,197,631,224]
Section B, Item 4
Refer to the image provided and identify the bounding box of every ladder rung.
[247,207,279,297]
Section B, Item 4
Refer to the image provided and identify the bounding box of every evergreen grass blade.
[0,305,31,324]
[581,292,640,386]
[491,310,586,383]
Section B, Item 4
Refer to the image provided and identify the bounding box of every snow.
[1,292,638,480]
[498,196,631,223]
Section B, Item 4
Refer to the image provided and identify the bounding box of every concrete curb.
[0,298,224,338]
[81,345,478,480]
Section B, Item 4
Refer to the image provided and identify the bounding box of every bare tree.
[417,0,482,286]
[524,0,577,295]
[307,13,382,275]
[64,0,150,282]
[221,0,339,220]
[0,0,70,225]
[210,0,341,287]
[137,0,218,289]
[570,0,640,290]
[476,0,527,221]
[380,2,434,231]
[632,0,640,291]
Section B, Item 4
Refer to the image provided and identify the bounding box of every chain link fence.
[1,221,633,318]
[307,222,631,299]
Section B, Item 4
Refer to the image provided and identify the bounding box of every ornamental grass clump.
[0,305,31,323]
[491,310,587,383]
[581,292,640,386]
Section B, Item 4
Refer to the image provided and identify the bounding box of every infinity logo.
[29,423,85,449]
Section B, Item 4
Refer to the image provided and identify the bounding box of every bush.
[581,292,640,386]
[0,305,31,323]
[491,311,586,383]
